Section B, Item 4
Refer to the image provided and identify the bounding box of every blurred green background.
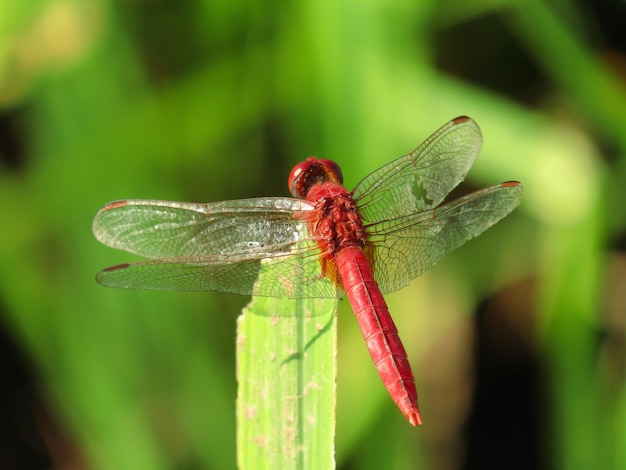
[1,0,625,469]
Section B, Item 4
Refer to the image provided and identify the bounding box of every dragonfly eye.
[288,157,344,199]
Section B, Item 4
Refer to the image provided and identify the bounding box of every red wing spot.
[102,263,131,272]
[103,200,128,211]
[452,115,470,124]
[501,181,522,188]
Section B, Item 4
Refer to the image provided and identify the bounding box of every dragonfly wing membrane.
[93,197,341,297]
[353,117,482,223]
[367,182,523,294]
[93,197,313,259]
[96,237,340,298]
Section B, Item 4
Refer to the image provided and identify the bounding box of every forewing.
[352,116,482,223]
[93,197,314,259]
[366,182,523,294]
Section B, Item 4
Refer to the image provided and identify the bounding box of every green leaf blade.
[236,295,337,470]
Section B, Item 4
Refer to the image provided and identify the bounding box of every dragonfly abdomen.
[336,246,422,426]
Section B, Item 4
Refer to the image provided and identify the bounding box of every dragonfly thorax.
[306,183,367,256]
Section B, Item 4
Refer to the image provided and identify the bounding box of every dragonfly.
[93,116,523,426]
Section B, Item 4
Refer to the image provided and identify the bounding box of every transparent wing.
[95,242,340,298]
[352,116,482,223]
[93,197,314,259]
[93,197,339,298]
[366,182,523,294]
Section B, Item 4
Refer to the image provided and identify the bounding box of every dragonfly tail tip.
[407,410,422,426]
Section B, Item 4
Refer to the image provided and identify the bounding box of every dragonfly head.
[288,157,344,199]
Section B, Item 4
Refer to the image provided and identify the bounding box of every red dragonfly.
[93,116,523,426]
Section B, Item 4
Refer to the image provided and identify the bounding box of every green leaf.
[236,295,337,470]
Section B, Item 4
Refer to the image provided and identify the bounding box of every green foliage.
[0,1,624,469]
[237,296,336,469]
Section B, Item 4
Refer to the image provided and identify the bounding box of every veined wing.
[365,181,523,295]
[95,242,340,298]
[353,116,482,223]
[93,197,340,298]
[93,197,314,259]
